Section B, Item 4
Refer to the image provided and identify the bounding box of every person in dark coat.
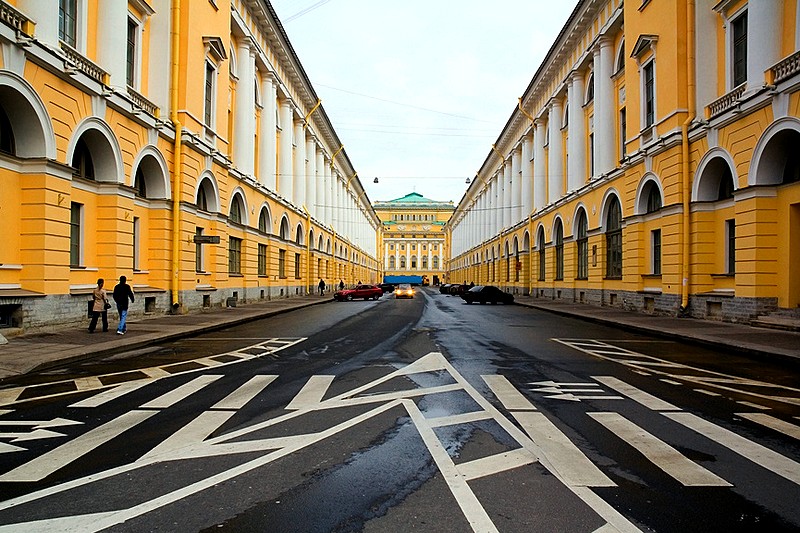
[318,278,326,296]
[113,275,135,335]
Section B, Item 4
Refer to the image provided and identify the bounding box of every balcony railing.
[706,84,745,118]
[0,1,33,35]
[59,41,110,85]
[770,50,800,85]
[127,86,160,118]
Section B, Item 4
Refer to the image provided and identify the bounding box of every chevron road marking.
[285,375,335,410]
[139,375,223,409]
[482,375,537,410]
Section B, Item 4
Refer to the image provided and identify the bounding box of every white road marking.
[69,380,154,408]
[139,375,223,409]
[736,413,800,440]
[427,411,493,428]
[0,410,157,482]
[529,380,596,387]
[456,448,537,481]
[140,410,237,462]
[212,375,277,410]
[544,394,624,402]
[0,429,65,442]
[0,442,24,454]
[0,418,81,429]
[663,412,800,485]
[285,375,335,410]
[482,375,536,410]
[588,412,731,486]
[694,389,722,397]
[74,377,103,390]
[593,376,680,411]
[404,400,499,533]
[736,401,770,410]
[513,411,615,487]
[660,379,683,386]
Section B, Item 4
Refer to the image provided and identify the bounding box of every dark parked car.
[439,284,451,294]
[448,283,470,296]
[378,283,395,293]
[333,284,383,301]
[461,285,514,305]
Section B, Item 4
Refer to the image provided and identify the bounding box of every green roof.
[374,192,454,209]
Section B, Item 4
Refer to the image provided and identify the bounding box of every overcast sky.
[269,0,577,205]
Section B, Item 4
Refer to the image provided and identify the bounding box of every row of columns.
[232,39,376,256]
[383,241,443,270]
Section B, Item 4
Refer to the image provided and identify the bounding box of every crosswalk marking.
[427,411,493,428]
[456,448,537,481]
[212,375,277,410]
[736,413,800,440]
[588,412,731,486]
[593,376,680,411]
[285,375,335,410]
[0,410,157,482]
[139,375,223,409]
[513,411,615,487]
[663,411,800,485]
[69,380,154,408]
[482,375,536,410]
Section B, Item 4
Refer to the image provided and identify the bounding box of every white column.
[315,150,324,219]
[511,146,522,223]
[533,119,547,210]
[97,0,128,91]
[503,160,512,229]
[306,137,317,214]
[567,71,587,192]
[293,120,306,207]
[547,100,564,204]
[747,0,782,92]
[521,133,533,217]
[259,73,277,190]
[18,0,59,47]
[234,39,256,176]
[492,178,501,236]
[594,37,616,176]
[278,100,293,200]
[324,162,333,226]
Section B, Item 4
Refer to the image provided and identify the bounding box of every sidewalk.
[0,294,332,380]
[513,297,800,361]
[1,292,799,382]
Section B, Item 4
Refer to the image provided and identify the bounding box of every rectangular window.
[619,107,627,159]
[652,229,662,275]
[294,253,301,279]
[732,12,748,88]
[538,248,546,281]
[278,249,286,278]
[228,237,242,274]
[195,227,204,272]
[589,132,595,176]
[126,18,138,88]
[204,62,215,127]
[577,238,588,279]
[59,0,77,48]
[606,231,623,278]
[258,244,267,276]
[69,202,82,267]
[726,219,736,274]
[133,216,140,271]
[643,62,655,128]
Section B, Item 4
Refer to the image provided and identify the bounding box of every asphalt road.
[0,288,799,532]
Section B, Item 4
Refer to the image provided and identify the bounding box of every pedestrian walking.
[88,278,110,333]
[338,279,345,290]
[318,278,326,296]
[112,275,135,335]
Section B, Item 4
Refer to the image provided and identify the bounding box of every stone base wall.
[0,283,312,335]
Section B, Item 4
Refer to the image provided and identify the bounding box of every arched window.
[411,256,417,269]
[422,256,428,269]
[432,256,439,269]
[134,167,147,198]
[230,196,243,224]
[389,256,396,269]
[537,228,546,281]
[606,197,623,278]
[646,185,662,213]
[197,187,209,211]
[400,256,406,268]
[554,219,564,280]
[72,137,95,180]
[0,105,15,155]
[258,208,270,233]
[576,210,589,279]
[586,73,595,103]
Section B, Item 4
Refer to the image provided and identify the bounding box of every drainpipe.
[680,0,696,313]
[170,0,183,311]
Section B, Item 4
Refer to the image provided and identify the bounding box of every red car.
[333,284,383,301]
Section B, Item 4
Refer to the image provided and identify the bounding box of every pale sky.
[269,0,577,205]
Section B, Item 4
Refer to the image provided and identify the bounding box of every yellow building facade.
[447,0,800,323]
[0,0,379,333]
[374,193,453,286]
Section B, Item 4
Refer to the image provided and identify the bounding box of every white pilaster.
[503,161,512,229]
[315,150,325,219]
[533,119,547,210]
[511,146,522,224]
[521,133,533,217]
[747,0,782,92]
[594,37,616,176]
[97,0,128,91]
[18,0,59,47]
[293,120,306,206]
[306,137,316,214]
[259,73,277,190]
[278,100,293,199]
[234,38,256,176]
[567,71,587,191]
[547,100,564,204]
